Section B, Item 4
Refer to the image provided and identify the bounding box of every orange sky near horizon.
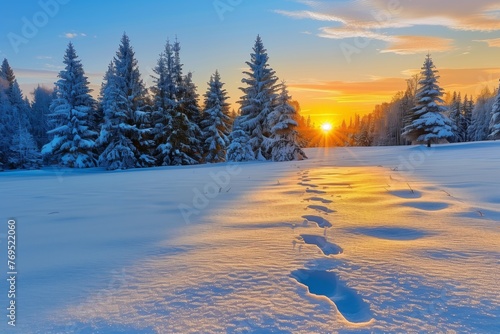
[289,67,500,127]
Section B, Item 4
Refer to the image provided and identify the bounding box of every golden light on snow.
[321,123,333,132]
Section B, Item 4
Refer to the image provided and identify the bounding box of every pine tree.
[267,83,306,161]
[237,35,279,160]
[9,124,41,169]
[226,121,254,162]
[468,87,495,141]
[201,70,232,163]
[151,42,175,166]
[42,43,97,168]
[30,85,54,150]
[402,54,453,147]
[1,59,35,169]
[151,39,201,166]
[488,81,500,140]
[0,75,12,170]
[449,91,462,142]
[0,65,10,168]
[460,95,473,142]
[177,71,203,161]
[98,34,154,170]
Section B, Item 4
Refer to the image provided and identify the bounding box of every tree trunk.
[427,139,431,148]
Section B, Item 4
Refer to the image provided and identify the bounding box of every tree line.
[334,55,500,147]
[0,34,306,170]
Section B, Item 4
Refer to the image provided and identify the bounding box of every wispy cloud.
[64,32,87,39]
[382,36,455,55]
[276,0,500,54]
[14,68,58,80]
[275,9,345,23]
[318,27,393,42]
[289,77,406,97]
[474,38,500,47]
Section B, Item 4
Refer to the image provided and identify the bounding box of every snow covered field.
[0,142,499,333]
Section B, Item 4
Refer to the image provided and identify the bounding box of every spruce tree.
[42,43,97,168]
[226,121,255,162]
[0,64,11,168]
[151,42,175,166]
[267,83,307,161]
[460,95,473,142]
[30,85,54,150]
[201,70,232,163]
[151,39,201,166]
[177,71,203,161]
[488,81,500,140]
[237,35,278,160]
[98,34,154,170]
[468,88,495,141]
[449,92,462,142]
[9,124,41,169]
[1,59,37,168]
[402,54,453,147]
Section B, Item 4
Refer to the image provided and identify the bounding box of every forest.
[329,55,500,148]
[1,35,500,171]
[0,35,306,170]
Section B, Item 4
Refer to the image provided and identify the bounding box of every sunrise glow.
[321,122,333,132]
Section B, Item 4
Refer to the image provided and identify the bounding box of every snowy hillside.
[0,142,499,333]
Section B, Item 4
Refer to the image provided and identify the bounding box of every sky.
[2,0,500,126]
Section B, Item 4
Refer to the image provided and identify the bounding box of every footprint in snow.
[306,189,327,195]
[302,215,332,228]
[300,234,343,256]
[298,182,319,188]
[346,226,431,241]
[403,201,449,211]
[389,189,422,199]
[305,197,333,204]
[320,182,352,187]
[291,269,373,324]
[307,205,335,214]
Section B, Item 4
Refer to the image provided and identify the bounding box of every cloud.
[318,26,393,42]
[276,0,500,52]
[275,9,345,23]
[382,36,455,54]
[289,77,407,97]
[474,38,500,47]
[14,68,58,80]
[64,32,87,39]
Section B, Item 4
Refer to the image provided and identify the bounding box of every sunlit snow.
[0,142,499,333]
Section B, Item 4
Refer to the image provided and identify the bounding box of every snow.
[0,142,499,333]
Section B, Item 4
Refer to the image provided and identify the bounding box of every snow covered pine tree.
[402,54,453,147]
[201,70,232,163]
[151,39,201,166]
[267,83,306,161]
[226,120,254,162]
[98,34,154,170]
[42,43,97,168]
[237,35,278,160]
[488,81,500,140]
[1,59,40,169]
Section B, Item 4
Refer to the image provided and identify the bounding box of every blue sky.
[2,0,500,125]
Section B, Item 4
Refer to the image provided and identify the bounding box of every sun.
[321,122,333,132]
